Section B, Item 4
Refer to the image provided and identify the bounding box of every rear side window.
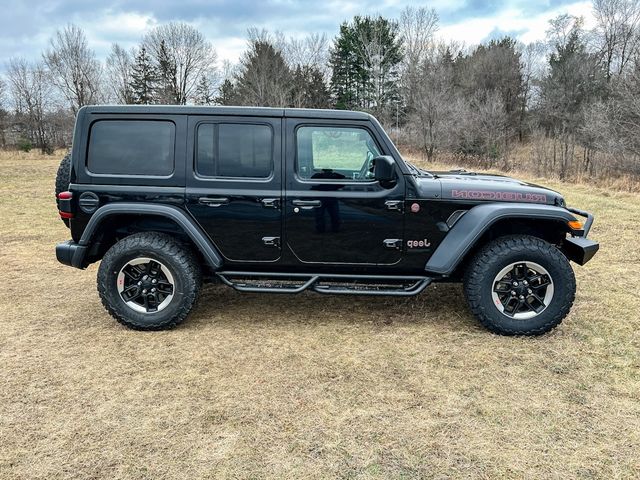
[197,123,273,178]
[87,120,175,176]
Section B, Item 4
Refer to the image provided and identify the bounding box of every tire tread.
[97,232,201,330]
[463,234,576,336]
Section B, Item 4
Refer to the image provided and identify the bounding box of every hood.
[419,170,564,206]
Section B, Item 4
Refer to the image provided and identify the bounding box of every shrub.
[17,137,33,152]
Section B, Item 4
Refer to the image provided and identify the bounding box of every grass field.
[0,150,639,479]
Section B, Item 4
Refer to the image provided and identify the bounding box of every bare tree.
[282,32,330,72]
[409,46,455,161]
[219,59,237,82]
[0,77,6,107]
[399,6,439,70]
[518,41,547,140]
[547,14,585,50]
[593,0,640,78]
[143,22,217,104]
[0,76,7,147]
[105,43,135,104]
[7,58,55,153]
[398,7,439,122]
[43,24,102,113]
[472,90,510,167]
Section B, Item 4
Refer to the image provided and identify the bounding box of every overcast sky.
[1,0,595,67]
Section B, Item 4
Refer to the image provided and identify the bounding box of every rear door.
[185,116,282,263]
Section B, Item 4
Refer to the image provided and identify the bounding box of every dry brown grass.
[0,150,639,479]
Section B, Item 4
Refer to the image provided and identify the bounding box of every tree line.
[1,0,639,182]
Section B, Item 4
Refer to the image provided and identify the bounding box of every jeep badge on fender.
[55,105,599,335]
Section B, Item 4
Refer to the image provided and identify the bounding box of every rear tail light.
[58,191,74,219]
[57,191,73,200]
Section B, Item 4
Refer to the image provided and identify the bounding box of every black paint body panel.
[59,105,598,277]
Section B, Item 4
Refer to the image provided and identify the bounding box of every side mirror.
[373,155,396,183]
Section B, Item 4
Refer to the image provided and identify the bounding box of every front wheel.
[463,235,576,335]
[97,232,201,330]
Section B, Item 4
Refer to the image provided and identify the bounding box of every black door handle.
[292,199,322,207]
[385,200,403,211]
[261,198,280,208]
[199,197,229,207]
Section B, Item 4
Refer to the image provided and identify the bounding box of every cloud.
[438,1,593,47]
[0,0,598,71]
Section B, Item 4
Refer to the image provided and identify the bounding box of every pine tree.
[291,65,331,108]
[329,16,402,118]
[156,40,178,104]
[330,22,358,109]
[216,79,236,105]
[234,40,292,107]
[194,75,215,105]
[129,47,157,105]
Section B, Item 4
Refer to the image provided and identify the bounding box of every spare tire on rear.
[55,152,72,226]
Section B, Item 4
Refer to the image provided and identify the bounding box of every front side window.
[296,126,381,181]
[87,120,175,176]
[197,123,273,178]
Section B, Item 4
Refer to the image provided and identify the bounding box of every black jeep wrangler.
[55,106,599,335]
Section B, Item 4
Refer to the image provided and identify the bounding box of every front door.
[186,116,282,263]
[284,120,404,265]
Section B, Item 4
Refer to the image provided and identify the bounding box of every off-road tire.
[97,232,202,330]
[463,234,576,336]
[55,152,72,226]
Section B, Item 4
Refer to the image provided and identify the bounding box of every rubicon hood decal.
[417,173,561,205]
[451,189,547,203]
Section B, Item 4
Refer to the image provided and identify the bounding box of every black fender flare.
[425,203,577,275]
[77,203,223,269]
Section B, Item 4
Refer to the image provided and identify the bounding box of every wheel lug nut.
[151,288,156,293]
[511,290,516,296]
[152,279,157,284]
[142,289,147,294]
[143,275,148,280]
[519,295,525,300]
[523,281,528,286]
[513,281,518,287]
[528,288,532,294]
[137,281,142,286]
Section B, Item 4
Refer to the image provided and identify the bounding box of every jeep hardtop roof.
[79,105,373,121]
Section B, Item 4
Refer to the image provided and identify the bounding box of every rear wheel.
[97,232,201,330]
[55,152,72,226]
[463,235,576,335]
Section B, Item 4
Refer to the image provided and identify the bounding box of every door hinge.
[383,238,403,250]
[385,200,403,211]
[262,236,281,248]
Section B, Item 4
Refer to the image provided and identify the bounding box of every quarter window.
[87,120,175,176]
[296,126,381,181]
[197,123,273,178]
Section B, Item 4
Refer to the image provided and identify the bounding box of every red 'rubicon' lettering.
[451,190,547,203]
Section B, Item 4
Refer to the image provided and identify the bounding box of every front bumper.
[56,240,87,269]
[563,207,599,265]
[562,236,599,265]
